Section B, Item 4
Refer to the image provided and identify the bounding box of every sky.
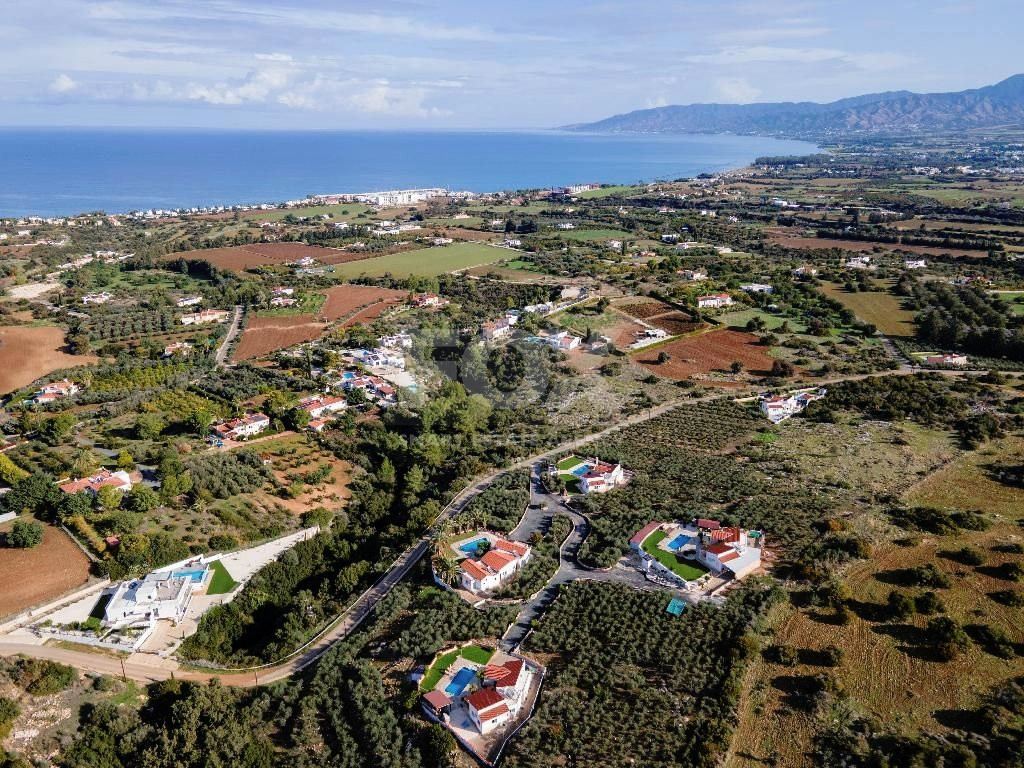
[1,0,1021,130]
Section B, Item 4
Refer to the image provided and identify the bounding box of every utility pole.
[119,658,127,683]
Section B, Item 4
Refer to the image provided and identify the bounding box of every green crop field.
[574,185,642,199]
[326,241,505,278]
[717,308,808,333]
[819,282,917,337]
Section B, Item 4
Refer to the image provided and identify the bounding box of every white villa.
[298,394,347,418]
[579,460,625,494]
[26,379,80,405]
[905,259,927,269]
[759,389,826,424]
[741,283,773,294]
[697,293,734,309]
[925,353,968,367]
[59,469,132,497]
[104,573,195,628]
[181,309,229,325]
[456,535,532,595]
[175,296,203,307]
[211,411,270,440]
[82,291,113,305]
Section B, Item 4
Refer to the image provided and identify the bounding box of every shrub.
[13,658,77,695]
[915,591,945,615]
[5,520,44,548]
[941,546,985,566]
[0,696,19,740]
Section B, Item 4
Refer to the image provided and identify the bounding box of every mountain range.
[566,75,1024,139]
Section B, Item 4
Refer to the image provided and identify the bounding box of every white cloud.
[714,77,761,103]
[724,26,831,44]
[685,46,909,71]
[49,73,77,93]
[254,52,293,63]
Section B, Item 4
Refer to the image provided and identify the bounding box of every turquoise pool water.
[445,667,477,696]
[570,464,589,477]
[459,538,489,554]
[169,568,208,583]
[667,535,692,551]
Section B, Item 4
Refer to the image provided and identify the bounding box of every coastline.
[0,129,818,219]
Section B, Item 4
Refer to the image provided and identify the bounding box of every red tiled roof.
[59,471,130,495]
[494,539,529,557]
[710,527,741,543]
[719,551,740,563]
[705,542,732,555]
[460,559,488,581]
[484,664,510,683]
[423,690,452,710]
[479,702,510,722]
[466,687,504,712]
[481,549,516,572]
[696,518,721,530]
[630,521,660,545]
[497,659,523,687]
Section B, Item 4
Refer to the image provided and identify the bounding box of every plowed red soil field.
[321,285,407,321]
[0,523,91,618]
[635,329,778,381]
[0,325,98,395]
[166,243,370,272]
[232,314,326,361]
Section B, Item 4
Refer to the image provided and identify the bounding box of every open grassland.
[320,284,407,321]
[729,433,1024,768]
[818,282,917,337]
[574,184,643,199]
[324,241,504,278]
[764,229,988,259]
[635,329,778,382]
[232,314,325,361]
[0,522,92,618]
[0,325,98,395]
[718,307,808,333]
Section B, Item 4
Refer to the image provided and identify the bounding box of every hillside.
[567,74,1024,139]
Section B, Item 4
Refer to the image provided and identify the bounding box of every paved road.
[214,305,243,367]
[1,365,987,684]
[500,464,658,651]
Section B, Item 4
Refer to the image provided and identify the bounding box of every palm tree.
[433,555,459,586]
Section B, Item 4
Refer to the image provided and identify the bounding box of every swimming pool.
[458,538,489,554]
[570,464,589,477]
[445,666,477,697]
[169,568,208,583]
[666,535,692,551]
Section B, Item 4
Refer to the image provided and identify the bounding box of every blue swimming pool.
[459,538,489,554]
[445,667,477,697]
[341,371,356,380]
[667,535,692,551]
[570,464,589,477]
[169,568,208,583]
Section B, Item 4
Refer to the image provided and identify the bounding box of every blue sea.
[0,128,817,218]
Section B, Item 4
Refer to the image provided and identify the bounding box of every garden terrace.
[641,529,710,581]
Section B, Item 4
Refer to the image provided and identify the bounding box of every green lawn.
[717,308,808,333]
[642,530,709,581]
[556,455,582,471]
[574,185,642,199]
[327,241,504,278]
[207,560,238,595]
[420,644,494,691]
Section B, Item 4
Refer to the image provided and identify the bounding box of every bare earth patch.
[232,314,326,361]
[0,326,98,395]
[635,329,778,382]
[0,523,92,619]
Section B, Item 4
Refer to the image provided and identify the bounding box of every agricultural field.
[164,242,340,272]
[819,282,917,337]
[717,307,808,333]
[320,284,407,322]
[573,184,643,199]
[252,435,352,517]
[556,228,634,242]
[232,314,325,361]
[634,328,779,383]
[324,241,505,278]
[0,325,98,395]
[0,522,92,618]
[764,228,988,259]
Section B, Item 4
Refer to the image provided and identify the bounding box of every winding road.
[0,363,986,685]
